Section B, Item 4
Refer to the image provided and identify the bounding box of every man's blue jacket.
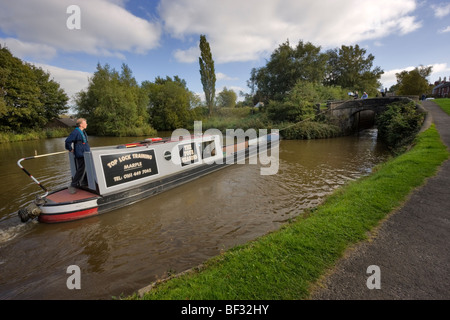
[65,127,90,158]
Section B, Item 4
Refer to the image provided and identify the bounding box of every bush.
[267,100,316,123]
[266,81,348,124]
[198,113,270,133]
[280,120,342,140]
[376,100,424,152]
[190,106,210,120]
[44,127,72,138]
[215,107,252,118]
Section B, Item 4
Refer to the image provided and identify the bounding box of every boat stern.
[18,197,45,223]
[18,188,101,223]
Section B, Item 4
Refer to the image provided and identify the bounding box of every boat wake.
[0,219,36,245]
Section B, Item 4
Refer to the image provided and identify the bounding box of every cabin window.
[201,141,216,159]
[164,151,171,161]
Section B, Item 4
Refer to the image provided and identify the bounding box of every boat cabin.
[69,134,223,196]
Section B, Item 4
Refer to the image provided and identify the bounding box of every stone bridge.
[326,96,421,133]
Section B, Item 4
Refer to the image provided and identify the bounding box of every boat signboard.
[100,149,159,188]
[179,142,199,167]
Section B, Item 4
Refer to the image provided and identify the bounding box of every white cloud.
[0,0,161,61]
[429,63,450,85]
[431,63,450,74]
[216,72,238,81]
[432,3,450,18]
[159,0,421,64]
[396,15,422,35]
[380,66,415,89]
[0,37,57,60]
[31,63,92,103]
[438,26,450,33]
[173,46,199,63]
[380,63,450,89]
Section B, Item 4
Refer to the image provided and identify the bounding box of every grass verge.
[131,124,448,300]
[434,98,450,115]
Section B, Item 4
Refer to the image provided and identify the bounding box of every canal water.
[0,129,389,299]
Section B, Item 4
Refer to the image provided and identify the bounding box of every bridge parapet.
[327,96,419,111]
[327,96,421,133]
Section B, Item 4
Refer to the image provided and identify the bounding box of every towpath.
[311,100,450,300]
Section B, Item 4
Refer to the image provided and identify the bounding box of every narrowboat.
[17,132,279,223]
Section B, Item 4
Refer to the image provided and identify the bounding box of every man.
[65,118,90,194]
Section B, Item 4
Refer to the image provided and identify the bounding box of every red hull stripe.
[38,207,98,223]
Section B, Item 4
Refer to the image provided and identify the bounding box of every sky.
[1,0,449,106]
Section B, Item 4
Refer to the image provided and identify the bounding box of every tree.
[33,67,69,122]
[142,76,196,131]
[199,35,216,116]
[325,44,383,95]
[216,87,237,108]
[75,63,154,136]
[0,96,7,119]
[395,66,432,96]
[267,80,346,123]
[0,46,68,132]
[249,40,328,102]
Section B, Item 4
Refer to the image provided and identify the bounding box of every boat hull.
[21,132,278,223]
[38,188,101,223]
[36,137,276,223]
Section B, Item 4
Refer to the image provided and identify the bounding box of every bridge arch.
[351,109,376,131]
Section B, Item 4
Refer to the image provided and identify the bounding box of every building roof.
[433,81,450,90]
[57,117,77,127]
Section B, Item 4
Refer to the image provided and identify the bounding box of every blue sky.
[1,0,449,106]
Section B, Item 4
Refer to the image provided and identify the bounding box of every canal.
[0,129,389,299]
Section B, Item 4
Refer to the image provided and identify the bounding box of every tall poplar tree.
[199,35,216,116]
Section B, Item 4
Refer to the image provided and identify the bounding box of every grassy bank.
[434,98,450,115]
[0,126,157,143]
[131,124,448,300]
[0,128,72,143]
